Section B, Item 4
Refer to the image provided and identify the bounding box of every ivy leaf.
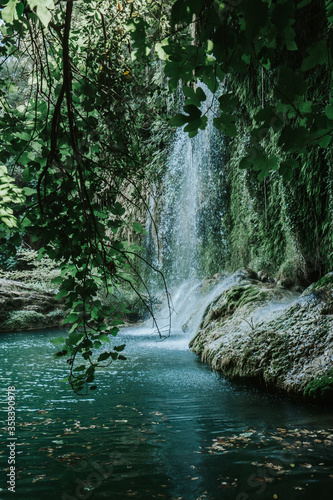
[218,93,239,113]
[98,334,110,343]
[301,40,328,71]
[1,0,19,24]
[51,337,66,346]
[132,222,147,235]
[278,125,309,153]
[170,114,188,127]
[183,104,202,119]
[213,116,237,137]
[114,344,126,352]
[182,85,206,107]
[27,0,55,28]
[239,155,253,170]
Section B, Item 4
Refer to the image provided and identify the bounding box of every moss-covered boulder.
[0,279,65,332]
[190,271,333,403]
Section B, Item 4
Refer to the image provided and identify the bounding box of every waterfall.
[144,85,231,333]
[146,85,228,288]
[159,123,200,282]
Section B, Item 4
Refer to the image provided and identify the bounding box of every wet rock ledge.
[189,270,333,404]
[0,279,65,332]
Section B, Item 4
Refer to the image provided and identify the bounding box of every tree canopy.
[0,0,332,392]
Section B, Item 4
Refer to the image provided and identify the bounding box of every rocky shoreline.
[0,278,65,332]
[189,269,333,404]
[1,270,333,403]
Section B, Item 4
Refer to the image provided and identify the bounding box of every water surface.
[0,326,332,499]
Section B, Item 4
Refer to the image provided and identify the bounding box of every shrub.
[3,310,47,330]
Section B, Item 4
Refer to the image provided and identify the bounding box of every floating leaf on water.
[32,474,46,483]
[253,477,274,483]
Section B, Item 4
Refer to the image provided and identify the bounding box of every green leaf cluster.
[0,0,169,393]
[146,0,333,181]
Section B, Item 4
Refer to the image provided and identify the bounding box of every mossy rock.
[1,309,64,331]
[3,310,48,330]
[225,285,269,311]
[303,368,333,402]
[312,273,333,290]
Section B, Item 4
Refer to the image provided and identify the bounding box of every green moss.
[3,310,47,330]
[47,309,65,321]
[223,65,333,283]
[312,274,333,290]
[226,285,269,311]
[303,368,333,401]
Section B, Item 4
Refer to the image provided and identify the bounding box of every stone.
[235,268,258,281]
[257,270,269,282]
[189,271,333,403]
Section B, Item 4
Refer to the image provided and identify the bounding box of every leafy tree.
[0,0,170,393]
[0,0,332,391]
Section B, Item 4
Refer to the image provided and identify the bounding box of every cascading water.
[146,84,228,288]
[145,86,231,332]
[145,87,300,336]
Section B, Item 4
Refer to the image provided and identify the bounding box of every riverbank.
[0,278,65,332]
[2,269,332,404]
[189,269,333,404]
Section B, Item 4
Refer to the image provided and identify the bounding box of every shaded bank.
[0,279,65,332]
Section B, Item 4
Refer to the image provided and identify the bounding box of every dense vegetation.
[0,0,332,391]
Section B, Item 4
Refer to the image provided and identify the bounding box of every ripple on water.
[0,327,333,500]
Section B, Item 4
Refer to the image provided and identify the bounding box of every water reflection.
[0,327,332,499]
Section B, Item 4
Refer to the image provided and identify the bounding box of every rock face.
[189,270,333,403]
[0,279,65,332]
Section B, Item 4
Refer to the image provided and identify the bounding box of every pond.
[0,325,333,499]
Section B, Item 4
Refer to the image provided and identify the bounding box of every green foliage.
[303,368,333,401]
[1,0,332,392]
[0,164,24,229]
[3,310,48,330]
[0,247,60,290]
[137,0,333,181]
[0,0,169,393]
[1,0,55,26]
[225,123,332,282]
[312,273,333,290]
